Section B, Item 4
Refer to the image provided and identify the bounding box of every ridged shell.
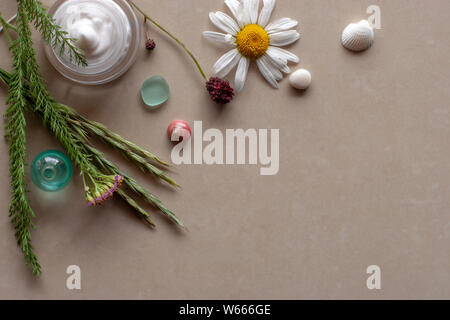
[341,20,374,52]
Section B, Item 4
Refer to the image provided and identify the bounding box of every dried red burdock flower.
[145,38,156,50]
[205,77,234,104]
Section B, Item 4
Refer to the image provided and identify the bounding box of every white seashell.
[341,20,374,52]
[289,68,312,90]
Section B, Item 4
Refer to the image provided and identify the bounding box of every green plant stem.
[0,67,184,228]
[2,5,41,276]
[0,12,17,33]
[22,0,87,66]
[1,0,186,276]
[5,22,17,32]
[58,104,178,187]
[84,143,184,227]
[43,105,183,227]
[58,103,170,167]
[67,117,180,187]
[0,17,13,44]
[117,189,156,227]
[0,68,179,188]
[128,0,208,81]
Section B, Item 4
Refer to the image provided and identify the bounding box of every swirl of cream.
[53,0,131,71]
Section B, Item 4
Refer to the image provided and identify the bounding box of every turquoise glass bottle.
[31,150,73,192]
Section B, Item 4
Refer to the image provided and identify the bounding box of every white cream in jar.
[48,0,139,83]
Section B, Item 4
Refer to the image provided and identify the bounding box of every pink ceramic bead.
[167,120,191,142]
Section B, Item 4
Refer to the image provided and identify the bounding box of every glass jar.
[31,150,73,192]
[44,0,140,85]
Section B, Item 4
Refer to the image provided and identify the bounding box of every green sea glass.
[141,75,170,108]
[31,150,73,192]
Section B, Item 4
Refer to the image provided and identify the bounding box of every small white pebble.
[289,68,312,90]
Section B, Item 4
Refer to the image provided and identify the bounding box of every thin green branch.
[0,1,184,277]
[0,14,14,44]
[58,103,170,167]
[4,6,41,276]
[128,0,207,81]
[0,67,183,228]
[84,144,184,227]
[22,0,87,66]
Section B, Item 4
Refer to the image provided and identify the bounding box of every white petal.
[280,64,291,74]
[261,55,283,80]
[216,12,241,34]
[269,30,300,46]
[241,0,252,25]
[246,0,259,24]
[234,57,250,93]
[209,12,239,35]
[213,48,241,78]
[267,46,299,63]
[235,1,246,27]
[266,18,298,34]
[258,0,276,27]
[203,31,236,47]
[256,56,279,88]
[265,51,290,74]
[225,0,241,24]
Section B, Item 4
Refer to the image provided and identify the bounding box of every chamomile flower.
[203,0,300,92]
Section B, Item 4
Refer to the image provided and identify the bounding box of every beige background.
[0,0,449,299]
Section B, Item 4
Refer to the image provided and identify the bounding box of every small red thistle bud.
[145,38,156,50]
[205,77,234,104]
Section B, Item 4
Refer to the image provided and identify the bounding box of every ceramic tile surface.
[0,0,449,299]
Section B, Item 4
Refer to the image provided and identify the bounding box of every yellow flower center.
[235,24,269,59]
